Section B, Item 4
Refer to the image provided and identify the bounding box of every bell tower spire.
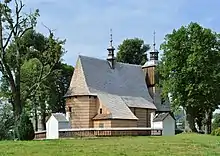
[153,31,156,51]
[150,31,159,61]
[107,29,116,69]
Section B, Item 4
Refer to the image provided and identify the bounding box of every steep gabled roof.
[65,58,90,96]
[153,112,175,122]
[65,55,156,120]
[93,114,112,120]
[52,113,68,122]
[80,55,152,98]
[97,93,138,120]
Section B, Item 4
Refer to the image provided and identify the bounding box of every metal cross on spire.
[107,28,115,51]
[107,28,115,69]
[153,30,156,51]
[110,28,113,46]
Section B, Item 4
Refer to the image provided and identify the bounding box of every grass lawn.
[0,133,220,156]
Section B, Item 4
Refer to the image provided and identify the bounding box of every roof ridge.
[79,55,142,67]
[79,55,106,62]
[117,62,141,67]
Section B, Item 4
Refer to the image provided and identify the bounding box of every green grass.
[0,134,220,156]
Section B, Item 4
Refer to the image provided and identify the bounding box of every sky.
[22,0,220,66]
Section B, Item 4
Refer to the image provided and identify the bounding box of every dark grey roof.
[66,55,156,120]
[79,55,153,99]
[153,90,171,112]
[153,112,171,122]
[52,113,68,122]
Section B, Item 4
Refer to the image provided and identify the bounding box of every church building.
[64,32,171,128]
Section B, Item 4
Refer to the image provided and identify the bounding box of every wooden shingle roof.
[65,55,157,120]
[52,113,68,122]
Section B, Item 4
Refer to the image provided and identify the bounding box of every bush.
[212,113,220,131]
[211,128,220,136]
[16,111,35,140]
[0,104,14,140]
[175,129,183,135]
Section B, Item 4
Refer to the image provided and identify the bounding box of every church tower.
[142,32,170,112]
[142,31,159,98]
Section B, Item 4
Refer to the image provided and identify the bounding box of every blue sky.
[24,0,220,66]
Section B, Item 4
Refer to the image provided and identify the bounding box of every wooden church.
[64,33,171,129]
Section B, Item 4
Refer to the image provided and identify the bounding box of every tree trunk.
[40,100,47,130]
[34,101,38,131]
[185,107,197,132]
[205,109,212,134]
[13,91,22,121]
[40,110,46,130]
[196,120,202,131]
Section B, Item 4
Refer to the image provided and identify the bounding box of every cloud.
[20,0,220,65]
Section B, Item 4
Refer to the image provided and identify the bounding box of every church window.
[100,108,103,114]
[161,98,166,105]
[99,123,104,128]
[68,107,72,112]
[133,108,136,115]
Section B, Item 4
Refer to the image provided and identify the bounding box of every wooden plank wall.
[93,119,137,128]
[93,120,111,128]
[111,120,137,127]
[89,96,97,127]
[66,96,97,128]
[142,66,157,98]
[66,96,115,129]
[130,108,155,127]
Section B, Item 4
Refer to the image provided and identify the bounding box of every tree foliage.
[0,0,40,118]
[47,63,74,113]
[0,0,67,124]
[116,38,150,65]
[0,0,70,138]
[0,102,14,140]
[31,63,74,130]
[212,113,220,131]
[158,22,220,132]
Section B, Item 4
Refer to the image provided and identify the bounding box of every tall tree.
[116,38,150,65]
[34,63,74,130]
[47,63,74,113]
[0,1,67,139]
[158,22,220,133]
[0,28,69,131]
[0,0,39,119]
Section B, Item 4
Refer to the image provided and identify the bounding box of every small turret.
[150,31,159,61]
[107,29,116,69]
[142,31,159,68]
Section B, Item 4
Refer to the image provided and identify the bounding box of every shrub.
[211,128,220,136]
[175,129,183,135]
[0,104,14,140]
[212,113,220,131]
[16,111,35,140]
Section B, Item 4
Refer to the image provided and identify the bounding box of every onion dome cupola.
[142,31,159,68]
